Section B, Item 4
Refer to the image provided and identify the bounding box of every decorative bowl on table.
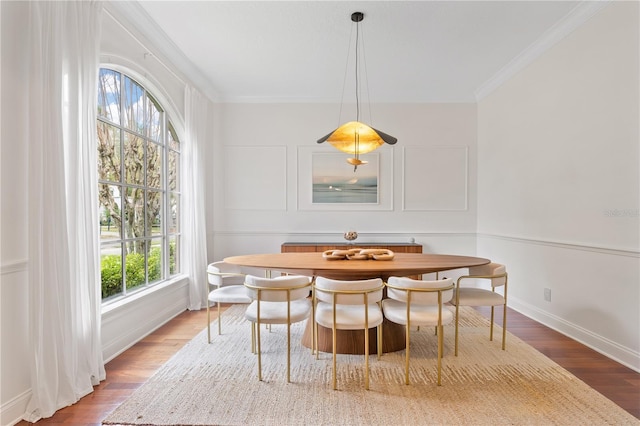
[343,231,358,242]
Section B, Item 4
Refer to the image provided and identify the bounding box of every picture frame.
[297,146,393,211]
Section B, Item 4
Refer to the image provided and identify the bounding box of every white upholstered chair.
[207,261,252,343]
[450,263,508,356]
[382,277,454,385]
[313,277,384,390]
[244,274,312,382]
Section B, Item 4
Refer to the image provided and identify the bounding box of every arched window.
[97,68,181,301]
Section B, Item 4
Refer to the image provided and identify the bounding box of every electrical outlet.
[544,288,551,302]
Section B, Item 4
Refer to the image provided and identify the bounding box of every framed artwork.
[297,147,393,211]
[312,153,378,204]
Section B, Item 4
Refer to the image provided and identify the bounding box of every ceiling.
[127,1,597,103]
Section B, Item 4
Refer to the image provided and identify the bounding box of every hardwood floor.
[18,305,640,425]
[476,306,640,420]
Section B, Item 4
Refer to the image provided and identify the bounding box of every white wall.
[208,103,479,260]
[1,2,32,424]
[477,2,639,369]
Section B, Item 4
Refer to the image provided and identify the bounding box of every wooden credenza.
[281,242,422,254]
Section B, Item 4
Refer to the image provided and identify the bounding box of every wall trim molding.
[212,231,638,257]
[211,231,478,246]
[212,231,477,238]
[475,1,611,101]
[0,388,31,426]
[509,296,640,373]
[1,259,28,276]
[478,233,639,258]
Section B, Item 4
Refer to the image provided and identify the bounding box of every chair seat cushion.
[382,299,453,326]
[245,299,312,324]
[315,302,383,330]
[451,288,505,306]
[208,285,252,304]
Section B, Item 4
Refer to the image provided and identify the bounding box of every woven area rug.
[103,305,638,426]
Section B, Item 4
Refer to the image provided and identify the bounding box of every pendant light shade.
[317,121,397,154]
[317,12,397,170]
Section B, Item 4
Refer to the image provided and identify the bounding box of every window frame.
[97,66,182,304]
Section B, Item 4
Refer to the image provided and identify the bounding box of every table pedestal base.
[301,318,406,354]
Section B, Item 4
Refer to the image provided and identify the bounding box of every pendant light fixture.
[317,11,397,171]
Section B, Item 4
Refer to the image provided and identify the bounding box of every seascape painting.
[312,153,378,204]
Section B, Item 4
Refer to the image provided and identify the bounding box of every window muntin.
[97,68,181,301]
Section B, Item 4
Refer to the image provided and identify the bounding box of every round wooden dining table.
[224,252,490,354]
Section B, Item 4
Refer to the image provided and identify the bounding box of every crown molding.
[104,1,221,103]
[474,1,611,101]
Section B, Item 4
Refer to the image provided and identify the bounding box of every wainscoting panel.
[0,260,29,426]
[477,233,640,372]
[224,146,287,211]
[101,277,190,362]
[402,146,468,211]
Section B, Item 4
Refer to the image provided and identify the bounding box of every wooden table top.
[224,252,490,280]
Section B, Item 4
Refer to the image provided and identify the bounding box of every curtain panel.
[25,1,105,421]
[183,86,209,310]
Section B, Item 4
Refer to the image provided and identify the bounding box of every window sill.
[101,274,189,316]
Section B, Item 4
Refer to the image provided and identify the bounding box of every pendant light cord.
[355,18,360,123]
[354,18,361,165]
[337,24,354,126]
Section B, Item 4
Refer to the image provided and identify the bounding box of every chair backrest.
[467,263,507,288]
[314,277,384,305]
[244,275,312,302]
[207,261,245,287]
[386,277,454,305]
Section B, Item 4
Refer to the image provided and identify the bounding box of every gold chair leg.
[405,322,410,385]
[257,320,263,381]
[377,324,382,360]
[502,303,507,350]
[332,324,337,390]
[207,302,211,344]
[490,306,495,341]
[287,323,291,383]
[251,322,256,354]
[315,320,319,360]
[217,302,222,335]
[437,324,443,386]
[454,304,460,356]
[311,294,317,356]
[364,326,370,390]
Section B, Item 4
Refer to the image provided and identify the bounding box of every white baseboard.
[509,296,640,373]
[0,389,31,426]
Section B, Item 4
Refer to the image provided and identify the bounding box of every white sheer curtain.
[24,1,105,421]
[183,86,210,310]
